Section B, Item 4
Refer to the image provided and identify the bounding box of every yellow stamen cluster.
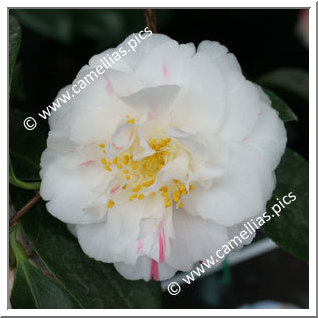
[149,137,171,151]
[159,180,195,208]
[100,157,112,171]
[126,115,136,124]
[107,200,115,208]
[99,132,195,210]
[99,144,112,172]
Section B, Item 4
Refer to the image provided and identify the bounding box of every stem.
[144,9,158,33]
[10,193,41,227]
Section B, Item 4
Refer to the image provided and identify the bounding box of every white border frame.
[3,0,316,316]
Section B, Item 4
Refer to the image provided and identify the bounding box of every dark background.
[10,9,309,309]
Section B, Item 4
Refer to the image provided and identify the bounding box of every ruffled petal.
[197,41,243,88]
[134,38,195,85]
[165,209,229,271]
[218,80,263,142]
[114,256,177,281]
[75,194,166,264]
[244,87,287,169]
[183,144,275,226]
[170,52,227,137]
[167,127,208,165]
[120,85,181,140]
[40,153,107,224]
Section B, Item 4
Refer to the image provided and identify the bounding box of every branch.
[144,9,158,33]
[10,193,41,227]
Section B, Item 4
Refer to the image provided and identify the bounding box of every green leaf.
[10,229,80,309]
[11,263,37,308]
[11,256,81,309]
[11,61,26,101]
[9,155,41,190]
[264,89,298,123]
[10,188,162,309]
[262,148,309,261]
[9,15,22,91]
[257,68,309,101]
[9,107,46,181]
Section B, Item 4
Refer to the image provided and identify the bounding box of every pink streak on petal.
[147,111,155,121]
[241,137,248,142]
[150,259,159,281]
[104,74,114,96]
[137,239,143,254]
[147,102,157,121]
[149,102,156,111]
[159,226,166,263]
[79,160,95,166]
[169,238,175,248]
[162,61,169,82]
[110,185,120,194]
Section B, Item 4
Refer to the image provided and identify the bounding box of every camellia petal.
[40,34,286,281]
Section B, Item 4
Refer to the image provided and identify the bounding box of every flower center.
[99,133,195,210]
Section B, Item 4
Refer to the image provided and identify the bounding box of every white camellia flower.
[40,34,286,281]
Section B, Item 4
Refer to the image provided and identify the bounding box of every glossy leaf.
[10,229,80,309]
[264,89,298,123]
[11,61,26,101]
[262,148,309,261]
[9,15,22,91]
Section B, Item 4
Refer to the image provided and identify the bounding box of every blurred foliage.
[9,107,46,181]
[258,68,309,102]
[9,16,44,189]
[12,9,174,48]
[9,15,21,92]
[11,62,26,101]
